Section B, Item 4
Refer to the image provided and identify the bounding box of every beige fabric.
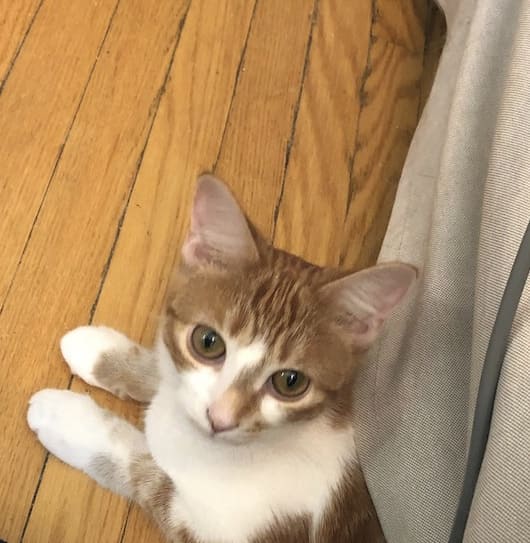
[354,0,530,541]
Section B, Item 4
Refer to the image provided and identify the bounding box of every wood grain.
[0,1,189,541]
[0,0,444,541]
[273,0,372,266]
[340,1,429,270]
[0,0,119,309]
[0,0,41,86]
[214,0,316,235]
[374,0,429,53]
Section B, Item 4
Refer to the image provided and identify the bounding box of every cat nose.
[206,404,238,434]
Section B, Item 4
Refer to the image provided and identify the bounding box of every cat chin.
[210,431,254,446]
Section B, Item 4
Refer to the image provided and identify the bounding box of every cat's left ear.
[320,263,417,349]
[181,174,260,269]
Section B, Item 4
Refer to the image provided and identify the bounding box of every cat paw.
[27,389,146,494]
[60,326,133,389]
[27,389,116,470]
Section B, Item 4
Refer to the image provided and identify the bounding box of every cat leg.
[129,453,180,538]
[27,389,178,537]
[60,326,159,402]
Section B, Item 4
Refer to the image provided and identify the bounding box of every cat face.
[161,175,416,444]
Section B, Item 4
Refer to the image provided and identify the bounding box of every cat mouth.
[186,414,250,445]
[185,413,212,437]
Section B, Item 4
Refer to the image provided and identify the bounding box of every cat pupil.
[286,372,298,388]
[203,332,216,350]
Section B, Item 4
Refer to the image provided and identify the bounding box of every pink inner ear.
[181,174,259,268]
[181,233,213,267]
[322,263,417,346]
[353,263,417,317]
[349,318,370,335]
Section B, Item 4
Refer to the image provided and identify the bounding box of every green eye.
[270,370,310,399]
[190,325,226,362]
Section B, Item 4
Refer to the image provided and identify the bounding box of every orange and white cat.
[27,175,415,542]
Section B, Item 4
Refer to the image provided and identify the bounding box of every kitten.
[27,174,416,543]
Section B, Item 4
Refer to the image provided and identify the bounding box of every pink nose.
[206,404,238,434]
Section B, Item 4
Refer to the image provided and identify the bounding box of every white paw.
[28,389,146,471]
[60,326,133,388]
[27,389,116,470]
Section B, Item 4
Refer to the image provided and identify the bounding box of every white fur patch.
[60,325,134,389]
[260,395,284,425]
[179,368,218,433]
[215,338,265,392]
[27,389,145,478]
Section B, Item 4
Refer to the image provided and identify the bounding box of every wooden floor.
[0,1,444,541]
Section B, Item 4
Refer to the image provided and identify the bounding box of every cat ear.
[181,174,260,269]
[320,263,417,348]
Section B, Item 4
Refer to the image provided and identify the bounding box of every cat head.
[161,174,416,444]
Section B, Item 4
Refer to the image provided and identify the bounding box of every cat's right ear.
[181,174,260,270]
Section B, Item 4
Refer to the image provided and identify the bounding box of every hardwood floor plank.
[214,0,316,236]
[272,0,372,267]
[339,3,427,270]
[0,0,42,87]
[374,0,429,53]
[0,1,189,541]
[0,0,119,310]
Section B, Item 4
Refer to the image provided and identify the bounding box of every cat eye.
[189,325,226,363]
[270,370,310,399]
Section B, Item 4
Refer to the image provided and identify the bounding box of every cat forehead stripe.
[233,340,266,367]
[216,338,266,390]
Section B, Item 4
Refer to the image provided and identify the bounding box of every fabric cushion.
[354,0,530,541]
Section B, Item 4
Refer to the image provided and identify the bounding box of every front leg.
[27,389,178,538]
[61,326,159,402]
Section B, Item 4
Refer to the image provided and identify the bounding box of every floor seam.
[271,0,319,243]
[0,0,45,95]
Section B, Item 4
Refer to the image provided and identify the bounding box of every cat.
[27,174,416,543]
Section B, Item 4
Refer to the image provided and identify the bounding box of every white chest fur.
[144,386,356,543]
